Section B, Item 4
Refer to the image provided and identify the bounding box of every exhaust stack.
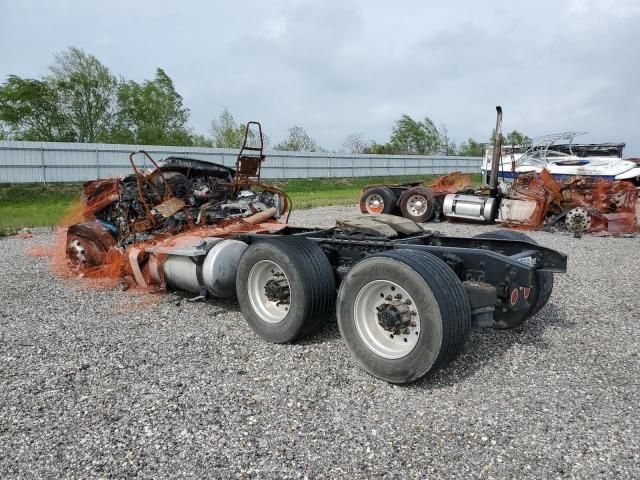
[489,106,503,197]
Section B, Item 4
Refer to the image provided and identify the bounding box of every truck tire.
[336,249,471,384]
[359,187,397,215]
[399,187,436,223]
[236,236,336,343]
[66,221,117,269]
[474,230,554,328]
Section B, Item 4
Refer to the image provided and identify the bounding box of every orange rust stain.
[427,172,473,193]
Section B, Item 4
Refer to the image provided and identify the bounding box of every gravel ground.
[1,206,639,479]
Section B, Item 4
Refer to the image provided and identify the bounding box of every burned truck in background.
[360,107,640,234]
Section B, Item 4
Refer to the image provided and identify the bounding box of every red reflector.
[510,288,519,305]
[523,287,531,300]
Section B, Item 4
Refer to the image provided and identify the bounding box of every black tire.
[336,249,471,384]
[66,221,117,269]
[398,187,436,223]
[236,236,336,343]
[359,187,397,215]
[474,230,554,328]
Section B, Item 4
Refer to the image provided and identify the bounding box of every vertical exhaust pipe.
[489,106,503,198]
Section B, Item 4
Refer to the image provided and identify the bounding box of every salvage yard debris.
[506,171,639,233]
[361,107,640,235]
[65,122,292,283]
[48,120,570,384]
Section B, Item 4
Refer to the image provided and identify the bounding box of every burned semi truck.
[65,122,567,384]
[359,107,639,233]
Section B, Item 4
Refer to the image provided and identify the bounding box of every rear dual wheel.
[399,187,436,223]
[359,187,397,215]
[337,250,471,384]
[236,239,472,384]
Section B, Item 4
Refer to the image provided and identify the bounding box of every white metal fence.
[0,140,482,183]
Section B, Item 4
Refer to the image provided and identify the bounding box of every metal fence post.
[282,154,286,180]
[95,149,100,179]
[40,147,46,184]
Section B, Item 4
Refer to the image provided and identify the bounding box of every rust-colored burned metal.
[427,172,473,194]
[61,121,291,290]
[504,170,639,233]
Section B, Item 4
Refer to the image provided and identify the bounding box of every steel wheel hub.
[68,239,87,265]
[354,280,420,359]
[565,207,591,233]
[247,260,291,323]
[407,194,428,216]
[366,194,384,214]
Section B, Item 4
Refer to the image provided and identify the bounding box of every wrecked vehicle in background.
[481,132,640,186]
[67,121,291,271]
[360,107,640,234]
[496,170,638,233]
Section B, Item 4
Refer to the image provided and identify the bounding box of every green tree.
[503,129,531,146]
[189,133,214,147]
[438,124,456,155]
[362,141,400,154]
[210,109,246,148]
[458,138,484,157]
[113,68,192,145]
[209,109,270,149]
[48,47,118,142]
[0,75,73,141]
[389,115,442,154]
[275,126,321,152]
[490,129,531,146]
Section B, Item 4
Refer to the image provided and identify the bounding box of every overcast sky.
[2,0,639,155]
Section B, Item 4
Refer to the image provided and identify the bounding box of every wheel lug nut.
[410,321,416,327]
[410,310,417,316]
[405,299,412,305]
[394,294,402,299]
[385,295,393,301]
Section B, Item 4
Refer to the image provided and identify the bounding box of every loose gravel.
[1,206,639,479]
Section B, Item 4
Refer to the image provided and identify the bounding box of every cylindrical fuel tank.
[442,194,498,222]
[162,238,248,298]
[163,255,201,294]
[201,239,248,297]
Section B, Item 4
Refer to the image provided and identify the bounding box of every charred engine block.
[83,155,284,246]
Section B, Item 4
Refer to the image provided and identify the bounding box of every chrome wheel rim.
[353,280,420,359]
[247,260,290,323]
[406,194,428,217]
[67,238,87,266]
[366,194,384,214]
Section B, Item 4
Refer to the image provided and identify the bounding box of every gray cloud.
[1,0,638,154]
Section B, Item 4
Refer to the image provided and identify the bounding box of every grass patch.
[0,174,481,234]
[0,183,83,235]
